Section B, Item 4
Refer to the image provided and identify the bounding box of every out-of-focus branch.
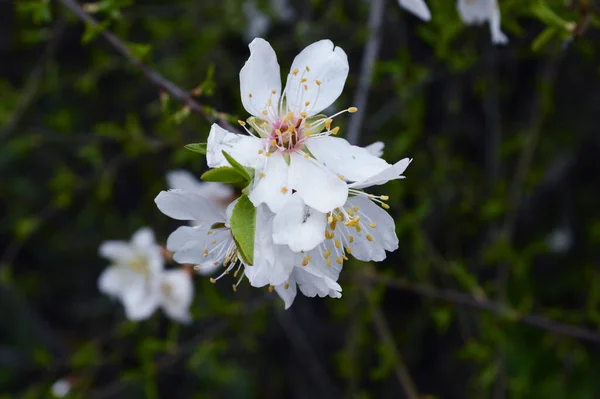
[346,0,385,145]
[57,0,236,132]
[360,272,600,344]
[362,285,420,399]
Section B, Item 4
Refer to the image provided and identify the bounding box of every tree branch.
[58,0,236,132]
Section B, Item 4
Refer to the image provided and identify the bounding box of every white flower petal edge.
[206,124,263,169]
[457,0,508,45]
[166,170,234,205]
[155,189,225,223]
[398,0,431,21]
[159,269,194,323]
[286,39,349,116]
[240,38,282,117]
[349,158,412,190]
[364,141,385,157]
[274,268,342,309]
[272,193,327,252]
[306,136,390,182]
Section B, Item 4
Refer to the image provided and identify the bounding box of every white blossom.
[206,38,392,215]
[51,379,71,398]
[397,0,431,21]
[98,227,194,322]
[457,0,508,45]
[166,169,234,211]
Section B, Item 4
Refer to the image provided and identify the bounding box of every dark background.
[2,0,600,398]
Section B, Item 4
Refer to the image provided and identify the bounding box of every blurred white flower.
[166,170,234,211]
[244,1,271,43]
[51,379,71,397]
[457,0,508,45]
[397,0,431,21]
[546,227,573,254]
[364,141,385,157]
[98,227,194,322]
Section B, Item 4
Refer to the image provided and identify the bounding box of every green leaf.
[230,195,256,265]
[201,166,248,184]
[222,150,252,182]
[532,27,559,52]
[125,42,153,61]
[184,143,207,154]
[82,20,111,44]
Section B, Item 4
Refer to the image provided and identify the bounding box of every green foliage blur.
[2,0,600,397]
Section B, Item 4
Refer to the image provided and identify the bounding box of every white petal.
[274,276,297,309]
[306,136,390,182]
[457,0,508,44]
[131,227,155,249]
[344,196,398,262]
[285,40,349,116]
[246,206,294,287]
[121,280,161,321]
[155,189,225,223]
[349,158,412,189]
[272,194,326,252]
[289,152,348,213]
[301,239,343,282]
[98,266,140,297]
[98,241,133,262]
[206,124,263,169]
[240,38,282,117]
[248,151,291,213]
[166,170,202,193]
[294,268,342,298]
[160,269,194,323]
[167,225,233,268]
[364,141,385,157]
[398,0,431,21]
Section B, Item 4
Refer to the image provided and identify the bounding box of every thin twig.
[346,0,386,145]
[362,285,420,399]
[359,272,600,344]
[57,0,236,132]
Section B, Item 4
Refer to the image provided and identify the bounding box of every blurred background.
[2,0,600,397]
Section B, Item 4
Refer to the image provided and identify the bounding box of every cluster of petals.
[398,0,508,45]
[98,227,194,322]
[154,38,411,308]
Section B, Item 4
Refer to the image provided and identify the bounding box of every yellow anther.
[305,65,310,72]
[302,259,308,267]
[269,285,274,292]
[329,220,337,231]
[347,208,354,216]
[348,107,358,113]
[382,203,390,209]
[261,110,268,116]
[281,187,288,194]
[305,123,311,128]
[328,215,334,224]
[258,149,264,154]
[271,139,277,146]
[292,68,299,76]
[305,101,310,107]
[259,172,265,178]
[211,239,217,244]
[336,257,343,265]
[276,129,282,136]
[300,111,307,118]
[249,117,256,123]
[232,284,237,292]
[271,89,276,94]
[265,152,271,157]
[366,234,373,242]
[338,175,345,180]
[238,120,246,126]
[301,78,307,83]
[349,236,354,243]
[284,283,290,290]
[315,79,321,86]
[335,240,341,249]
[249,93,253,98]
[324,249,331,259]
[304,153,309,159]
[213,261,219,265]
[305,131,311,137]
[345,246,352,254]
[193,265,200,270]
[286,111,294,121]
[288,124,296,132]
[207,230,213,235]
[326,258,331,267]
[380,195,389,201]
[342,255,348,260]
[369,222,377,228]
[267,99,272,106]
[331,127,340,135]
[325,119,332,130]
[303,84,308,91]
[261,122,267,128]
[209,278,216,284]
[354,206,359,212]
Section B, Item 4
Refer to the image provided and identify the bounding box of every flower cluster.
[152,38,411,309]
[98,227,194,322]
[398,0,508,45]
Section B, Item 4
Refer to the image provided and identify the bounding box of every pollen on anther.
[348,107,358,113]
[232,284,237,292]
[265,152,271,157]
[335,240,341,249]
[249,93,253,98]
[193,265,200,270]
[275,129,282,136]
[271,139,277,146]
[207,230,213,235]
[338,175,344,180]
[369,222,377,228]
[301,78,307,83]
[268,285,274,292]
[271,89,276,94]
[336,257,343,265]
[331,127,340,135]
[326,258,331,267]
[305,101,310,107]
[259,172,265,178]
[380,195,389,201]
[211,239,217,244]
[304,153,309,159]
[349,236,355,243]
[209,278,216,284]
[305,65,310,72]
[281,187,288,194]
[345,246,352,254]
[303,84,308,91]
[261,110,268,116]
[366,234,373,242]
[258,149,264,154]
[284,283,290,289]
[381,203,390,209]
[300,111,307,118]
[315,80,321,86]
[325,119,332,130]
[238,120,246,126]
[305,131,311,137]
[292,68,299,76]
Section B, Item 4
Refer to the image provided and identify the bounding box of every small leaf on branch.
[184,143,207,154]
[201,167,249,184]
[230,195,256,266]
